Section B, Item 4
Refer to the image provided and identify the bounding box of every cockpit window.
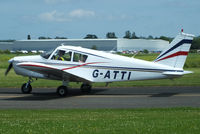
[51,50,72,61]
[73,52,88,63]
[40,49,54,59]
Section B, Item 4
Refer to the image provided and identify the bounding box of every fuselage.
[10,45,183,83]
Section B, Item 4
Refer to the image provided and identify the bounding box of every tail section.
[154,32,194,68]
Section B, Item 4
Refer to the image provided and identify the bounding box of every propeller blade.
[5,63,13,76]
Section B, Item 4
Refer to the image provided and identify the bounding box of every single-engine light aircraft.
[5,32,194,96]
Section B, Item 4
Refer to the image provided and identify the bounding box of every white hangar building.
[12,38,169,52]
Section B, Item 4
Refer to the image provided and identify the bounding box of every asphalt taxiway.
[0,86,200,109]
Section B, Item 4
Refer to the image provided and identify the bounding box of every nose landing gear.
[21,77,33,94]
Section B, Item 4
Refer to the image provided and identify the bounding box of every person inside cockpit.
[57,50,65,61]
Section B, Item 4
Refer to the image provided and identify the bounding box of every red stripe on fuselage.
[62,62,105,70]
[155,51,188,62]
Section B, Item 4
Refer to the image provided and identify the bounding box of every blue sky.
[0,0,199,39]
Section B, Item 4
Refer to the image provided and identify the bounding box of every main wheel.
[21,83,32,94]
[57,86,68,97]
[81,84,92,93]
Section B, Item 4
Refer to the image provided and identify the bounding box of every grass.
[0,53,31,68]
[184,53,200,68]
[121,53,159,61]
[0,108,200,134]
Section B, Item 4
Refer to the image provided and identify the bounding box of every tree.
[159,36,173,42]
[191,36,200,49]
[123,31,131,39]
[147,35,153,39]
[27,35,31,40]
[131,32,138,39]
[55,36,67,39]
[123,31,138,39]
[106,32,117,38]
[143,49,149,54]
[38,36,52,39]
[84,34,98,39]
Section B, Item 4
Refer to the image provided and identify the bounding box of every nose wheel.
[21,83,32,94]
[21,77,33,94]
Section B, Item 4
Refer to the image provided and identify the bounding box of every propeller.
[5,58,14,76]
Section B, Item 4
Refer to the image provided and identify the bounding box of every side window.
[52,50,72,61]
[63,51,72,61]
[73,52,88,63]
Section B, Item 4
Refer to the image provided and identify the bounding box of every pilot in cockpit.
[57,50,65,61]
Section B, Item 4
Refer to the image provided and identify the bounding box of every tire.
[81,84,92,93]
[21,83,32,94]
[57,86,68,97]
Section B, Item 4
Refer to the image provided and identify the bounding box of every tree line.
[35,31,173,40]
[82,31,200,50]
[1,31,200,50]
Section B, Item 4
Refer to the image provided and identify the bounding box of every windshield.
[40,49,55,59]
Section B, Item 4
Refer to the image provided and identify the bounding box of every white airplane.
[5,32,194,96]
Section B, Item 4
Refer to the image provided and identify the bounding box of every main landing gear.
[57,86,68,97]
[57,80,68,97]
[80,83,92,93]
[56,83,92,96]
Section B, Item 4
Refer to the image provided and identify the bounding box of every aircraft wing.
[17,62,91,83]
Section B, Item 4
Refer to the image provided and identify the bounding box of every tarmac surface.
[0,86,200,109]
